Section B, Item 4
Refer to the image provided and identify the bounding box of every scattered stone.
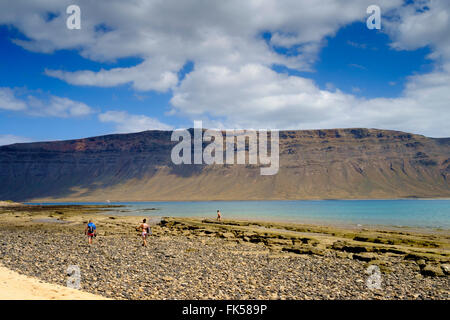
[440,264,450,275]
[421,264,445,277]
[0,214,448,300]
[404,253,431,261]
[220,232,235,239]
[162,276,175,281]
[282,246,324,256]
[353,253,378,262]
[416,259,427,268]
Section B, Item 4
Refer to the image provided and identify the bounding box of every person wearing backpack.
[137,218,150,247]
[85,219,97,245]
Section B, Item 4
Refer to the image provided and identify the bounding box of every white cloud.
[45,58,179,92]
[0,0,401,87]
[385,0,450,60]
[1,0,450,137]
[167,0,450,137]
[0,88,27,111]
[0,134,31,146]
[170,62,450,137]
[98,111,173,133]
[0,87,94,118]
[171,64,356,128]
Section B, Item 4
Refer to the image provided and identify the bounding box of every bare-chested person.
[217,210,222,222]
[137,218,150,247]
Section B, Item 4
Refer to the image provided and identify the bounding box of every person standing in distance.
[137,218,150,247]
[85,219,97,245]
[217,210,222,222]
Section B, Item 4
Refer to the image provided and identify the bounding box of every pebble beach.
[0,204,448,300]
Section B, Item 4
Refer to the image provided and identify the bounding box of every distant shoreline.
[23,197,450,203]
[17,199,450,231]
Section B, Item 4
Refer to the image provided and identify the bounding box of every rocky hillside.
[0,128,449,201]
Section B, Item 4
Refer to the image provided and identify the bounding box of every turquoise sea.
[27,200,450,229]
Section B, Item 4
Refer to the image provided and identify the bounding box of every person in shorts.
[85,219,97,245]
[137,218,150,247]
[217,210,222,222]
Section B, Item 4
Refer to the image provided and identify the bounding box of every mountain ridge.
[1,128,449,201]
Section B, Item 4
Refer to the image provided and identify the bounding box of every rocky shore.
[0,205,448,300]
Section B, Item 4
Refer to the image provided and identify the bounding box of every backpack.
[87,224,95,234]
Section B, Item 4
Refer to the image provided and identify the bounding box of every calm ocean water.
[27,200,450,229]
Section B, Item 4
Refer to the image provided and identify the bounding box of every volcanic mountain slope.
[0,128,449,201]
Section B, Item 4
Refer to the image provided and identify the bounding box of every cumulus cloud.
[170,64,355,128]
[1,0,450,136]
[385,0,450,60]
[45,58,179,92]
[170,62,450,137]
[167,0,450,137]
[0,87,93,118]
[98,111,173,133]
[1,0,401,86]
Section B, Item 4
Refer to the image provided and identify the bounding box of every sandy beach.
[0,264,108,300]
[0,204,448,300]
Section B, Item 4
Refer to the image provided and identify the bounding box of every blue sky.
[271,21,433,98]
[0,25,175,141]
[0,0,449,145]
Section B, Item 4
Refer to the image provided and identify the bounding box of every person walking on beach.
[137,219,150,247]
[217,210,222,222]
[85,219,97,245]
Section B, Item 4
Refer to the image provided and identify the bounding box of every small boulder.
[242,232,257,238]
[352,253,378,262]
[282,246,324,256]
[416,259,427,269]
[220,232,235,239]
[331,240,346,251]
[331,241,368,253]
[404,253,428,261]
[440,264,450,275]
[421,264,445,277]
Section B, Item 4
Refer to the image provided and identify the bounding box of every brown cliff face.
[0,128,449,201]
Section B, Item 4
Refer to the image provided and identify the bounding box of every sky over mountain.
[0,0,449,145]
